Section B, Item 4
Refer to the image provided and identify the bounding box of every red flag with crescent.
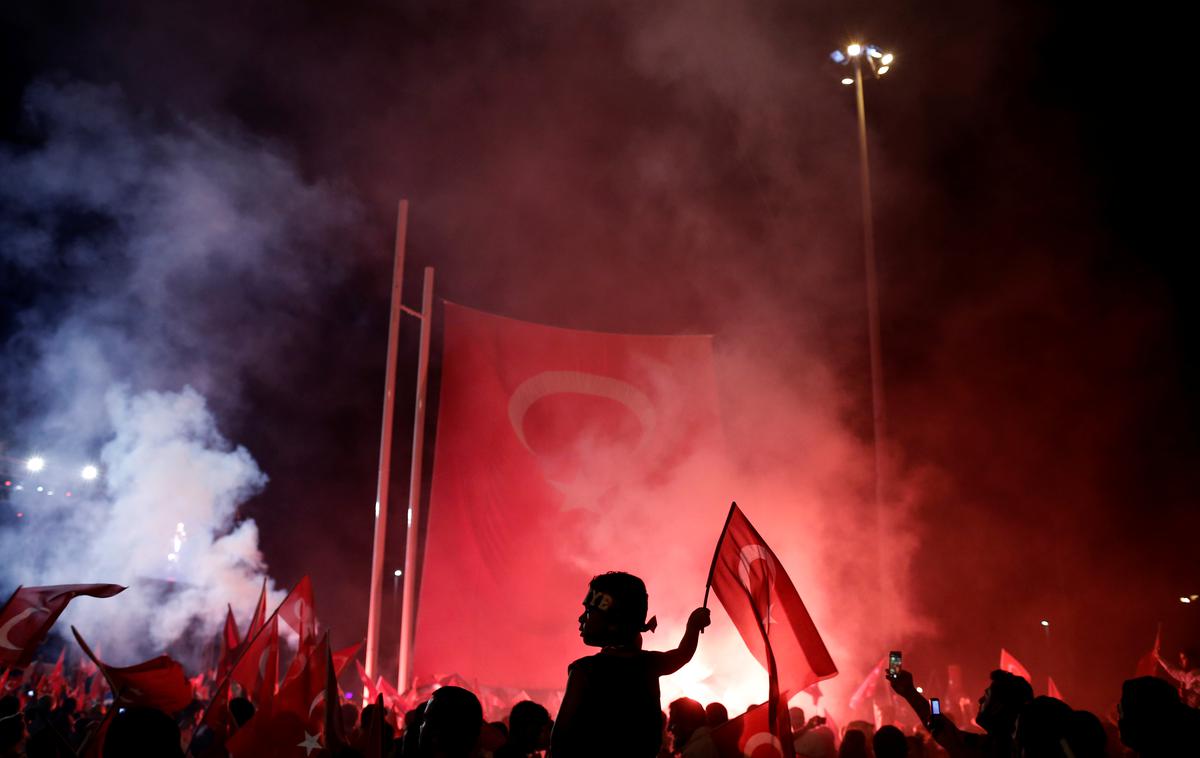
[415,302,726,690]
[708,503,837,697]
[712,701,791,758]
[0,583,125,666]
[228,633,332,758]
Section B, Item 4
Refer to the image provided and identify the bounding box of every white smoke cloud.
[0,79,356,665]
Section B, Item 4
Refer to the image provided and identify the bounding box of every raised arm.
[658,607,711,675]
[888,670,974,758]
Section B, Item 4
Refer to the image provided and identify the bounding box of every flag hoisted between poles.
[413,302,726,691]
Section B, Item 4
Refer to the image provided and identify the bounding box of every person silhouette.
[550,571,710,758]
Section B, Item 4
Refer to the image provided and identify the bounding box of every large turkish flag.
[413,302,726,690]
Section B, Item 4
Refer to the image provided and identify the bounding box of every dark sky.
[2,0,1197,713]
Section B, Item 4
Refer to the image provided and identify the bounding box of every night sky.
[2,0,1197,715]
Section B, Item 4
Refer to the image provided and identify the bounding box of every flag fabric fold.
[706,503,838,758]
[1135,625,1162,678]
[707,503,838,696]
[999,649,1031,683]
[416,302,726,690]
[72,626,192,713]
[0,583,125,666]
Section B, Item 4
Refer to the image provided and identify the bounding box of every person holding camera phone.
[887,662,1032,758]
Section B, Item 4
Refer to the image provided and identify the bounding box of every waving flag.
[228,633,335,758]
[706,503,838,758]
[1047,676,1063,700]
[218,604,241,678]
[415,302,726,690]
[712,702,788,758]
[0,583,125,666]
[999,649,1031,683]
[707,503,838,696]
[72,626,192,713]
[1135,625,1162,678]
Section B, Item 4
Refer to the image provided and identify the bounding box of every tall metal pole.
[853,56,888,576]
[365,200,409,684]
[397,266,435,692]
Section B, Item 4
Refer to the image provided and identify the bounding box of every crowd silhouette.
[0,571,1197,756]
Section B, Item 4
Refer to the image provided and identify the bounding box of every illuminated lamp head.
[578,571,657,648]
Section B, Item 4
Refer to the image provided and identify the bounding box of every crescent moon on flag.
[507,370,657,454]
[309,690,325,716]
[0,607,46,651]
[743,731,784,756]
[737,544,777,592]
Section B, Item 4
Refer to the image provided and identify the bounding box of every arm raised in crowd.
[888,670,979,758]
[656,608,711,675]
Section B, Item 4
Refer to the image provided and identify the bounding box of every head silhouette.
[976,669,1033,734]
[579,571,651,647]
[667,698,707,751]
[508,700,551,751]
[1118,676,1183,755]
[103,707,183,758]
[873,725,907,758]
[1013,696,1072,756]
[419,686,482,758]
[706,702,729,727]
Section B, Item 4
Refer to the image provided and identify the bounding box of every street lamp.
[830,40,895,592]
[26,456,45,473]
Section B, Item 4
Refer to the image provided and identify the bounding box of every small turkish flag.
[1047,676,1064,700]
[228,633,334,758]
[1135,625,1161,678]
[218,604,241,678]
[712,701,792,758]
[707,503,838,696]
[999,649,1031,683]
[72,626,193,713]
[0,583,124,666]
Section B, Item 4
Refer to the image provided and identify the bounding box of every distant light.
[14,485,22,491]
[15,513,23,518]
[1182,597,1192,604]
[393,569,402,577]
[882,53,894,65]
[81,465,99,481]
[878,65,891,75]
[26,456,45,473]
[65,491,72,497]
[45,490,54,496]
[830,50,847,64]
[868,47,883,59]
[345,691,354,700]
[841,77,855,85]
[36,486,44,493]
[915,686,924,694]
[1191,595,1198,601]
[847,43,863,57]
[1040,620,1050,627]
[3,481,9,487]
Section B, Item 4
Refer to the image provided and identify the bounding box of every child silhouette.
[550,571,711,758]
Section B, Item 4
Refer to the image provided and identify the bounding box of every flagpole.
[365,200,410,685]
[702,503,738,609]
[397,266,435,692]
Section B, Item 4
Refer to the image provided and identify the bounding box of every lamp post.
[831,41,895,586]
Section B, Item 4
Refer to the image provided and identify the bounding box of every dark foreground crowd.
[2,571,1198,757]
